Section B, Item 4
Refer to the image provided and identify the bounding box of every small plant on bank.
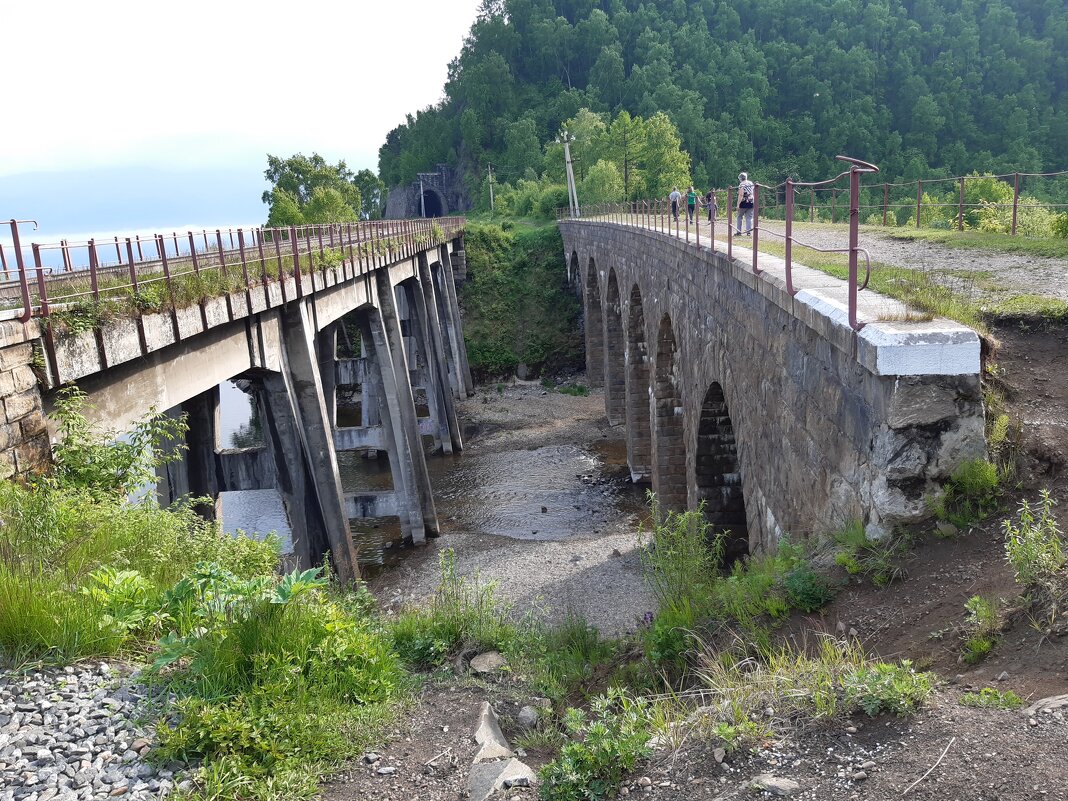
[931,458,1002,527]
[556,383,590,397]
[538,688,653,801]
[1002,491,1067,627]
[390,549,519,667]
[961,595,1001,664]
[959,687,1024,710]
[833,520,907,586]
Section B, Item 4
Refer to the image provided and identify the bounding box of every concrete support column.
[417,253,463,452]
[317,323,338,429]
[267,302,360,583]
[182,386,221,515]
[360,307,431,543]
[156,406,192,506]
[396,285,443,453]
[374,269,439,537]
[441,245,475,396]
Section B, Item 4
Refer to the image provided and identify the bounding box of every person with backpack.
[686,185,699,223]
[736,172,755,235]
[705,188,718,222]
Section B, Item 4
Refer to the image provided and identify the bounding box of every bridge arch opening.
[421,188,445,218]
[626,284,651,481]
[653,314,686,511]
[584,258,604,388]
[604,270,625,425]
[695,382,749,561]
[568,251,579,288]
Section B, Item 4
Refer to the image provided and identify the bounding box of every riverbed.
[360,383,655,635]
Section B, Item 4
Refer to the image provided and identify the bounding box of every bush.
[832,520,906,586]
[961,595,1000,664]
[932,458,1001,526]
[959,687,1023,710]
[1052,212,1068,239]
[538,689,652,801]
[843,660,934,716]
[1002,491,1066,593]
[389,549,519,667]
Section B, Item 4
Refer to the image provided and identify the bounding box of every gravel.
[759,221,1068,303]
[0,663,188,801]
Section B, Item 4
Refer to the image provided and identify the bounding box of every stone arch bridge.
[561,219,985,555]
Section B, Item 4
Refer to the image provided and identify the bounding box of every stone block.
[4,389,39,422]
[886,378,958,429]
[14,432,51,475]
[19,410,47,439]
[11,363,37,393]
[0,342,33,371]
[0,449,15,480]
[0,369,14,396]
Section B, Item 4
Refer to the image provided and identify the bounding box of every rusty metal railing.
[3,216,465,380]
[557,156,880,330]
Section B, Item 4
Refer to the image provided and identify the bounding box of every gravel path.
[758,221,1068,302]
[0,663,189,801]
[369,383,655,636]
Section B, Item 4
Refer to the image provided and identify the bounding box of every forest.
[377,0,1068,204]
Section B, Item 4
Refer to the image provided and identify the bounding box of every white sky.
[0,0,483,177]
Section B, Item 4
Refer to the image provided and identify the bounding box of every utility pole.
[419,176,426,218]
[558,130,580,217]
[488,163,495,213]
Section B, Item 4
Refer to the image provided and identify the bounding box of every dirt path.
[757,220,1068,302]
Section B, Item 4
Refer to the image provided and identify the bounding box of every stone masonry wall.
[562,222,986,552]
[0,320,50,480]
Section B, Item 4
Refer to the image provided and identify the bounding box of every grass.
[961,595,1001,664]
[882,226,1068,260]
[833,520,908,586]
[930,458,1002,527]
[959,687,1024,710]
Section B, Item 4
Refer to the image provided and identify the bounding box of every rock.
[1023,694,1068,716]
[474,702,513,763]
[638,777,652,787]
[936,521,959,537]
[859,760,876,770]
[504,776,532,788]
[362,752,381,764]
[470,652,508,675]
[713,748,726,764]
[851,771,868,781]
[611,548,622,557]
[749,774,801,796]
[517,706,540,731]
[468,759,536,801]
[375,766,396,775]
[130,739,150,754]
[995,671,1009,682]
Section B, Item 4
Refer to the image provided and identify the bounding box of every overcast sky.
[0,0,481,237]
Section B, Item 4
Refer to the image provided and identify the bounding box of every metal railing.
[3,216,464,380]
[557,156,880,330]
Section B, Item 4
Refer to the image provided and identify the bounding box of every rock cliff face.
[385,164,469,219]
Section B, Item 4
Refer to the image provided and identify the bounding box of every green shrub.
[389,549,519,667]
[959,687,1023,710]
[932,458,1001,526]
[1052,212,1068,239]
[1002,490,1066,593]
[961,595,1000,664]
[534,612,619,703]
[832,521,906,587]
[784,564,836,612]
[843,660,934,716]
[538,689,652,801]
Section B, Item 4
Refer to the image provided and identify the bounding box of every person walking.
[705,187,718,222]
[686,185,698,223]
[669,187,682,222]
[735,172,755,235]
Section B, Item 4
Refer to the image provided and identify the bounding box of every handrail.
[557,155,881,330]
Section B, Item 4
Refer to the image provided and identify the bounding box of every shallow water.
[339,427,645,575]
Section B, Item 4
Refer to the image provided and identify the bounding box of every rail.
[558,156,879,330]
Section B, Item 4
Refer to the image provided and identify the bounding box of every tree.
[640,112,691,198]
[303,187,359,224]
[263,153,362,225]
[354,169,386,220]
[604,111,647,199]
[580,159,625,204]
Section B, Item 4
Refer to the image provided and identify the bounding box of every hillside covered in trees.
[378,0,1067,199]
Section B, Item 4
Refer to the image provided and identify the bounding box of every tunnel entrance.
[695,382,748,561]
[421,189,445,218]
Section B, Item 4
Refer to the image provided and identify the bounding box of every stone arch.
[625,284,651,482]
[604,270,625,425]
[653,314,686,511]
[584,258,604,388]
[695,382,749,560]
[421,188,446,218]
[568,251,579,288]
